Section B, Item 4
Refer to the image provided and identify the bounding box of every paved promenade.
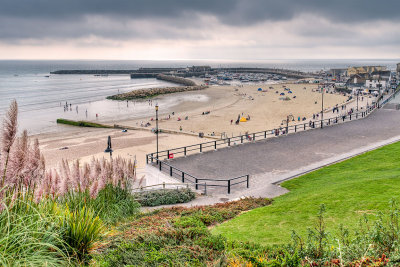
[164,104,400,198]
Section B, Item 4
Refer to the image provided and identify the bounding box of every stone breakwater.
[107,74,204,100]
[107,85,208,100]
[155,74,196,86]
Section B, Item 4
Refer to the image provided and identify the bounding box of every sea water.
[0,59,397,135]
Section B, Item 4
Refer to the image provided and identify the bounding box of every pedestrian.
[85,109,88,118]
[230,119,233,125]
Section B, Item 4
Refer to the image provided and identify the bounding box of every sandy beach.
[36,82,370,173]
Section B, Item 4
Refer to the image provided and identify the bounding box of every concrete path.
[159,104,400,201]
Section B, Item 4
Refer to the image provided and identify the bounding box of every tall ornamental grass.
[0,100,141,265]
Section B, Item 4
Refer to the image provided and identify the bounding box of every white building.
[365,79,387,89]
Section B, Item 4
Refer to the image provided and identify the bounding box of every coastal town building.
[365,79,387,90]
[397,63,400,80]
[347,66,387,76]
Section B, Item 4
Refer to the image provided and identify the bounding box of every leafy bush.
[61,184,140,224]
[96,198,272,266]
[134,188,196,207]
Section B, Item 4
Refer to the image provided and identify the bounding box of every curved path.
[163,103,400,200]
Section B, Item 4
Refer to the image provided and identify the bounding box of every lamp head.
[155,104,159,111]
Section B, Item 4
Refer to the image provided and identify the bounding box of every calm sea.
[0,59,398,135]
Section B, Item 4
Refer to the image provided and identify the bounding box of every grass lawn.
[212,141,400,246]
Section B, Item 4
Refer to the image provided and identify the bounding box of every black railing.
[147,103,378,163]
[147,154,249,194]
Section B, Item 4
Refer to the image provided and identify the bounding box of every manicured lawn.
[212,141,400,245]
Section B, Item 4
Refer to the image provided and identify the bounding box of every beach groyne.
[107,85,208,100]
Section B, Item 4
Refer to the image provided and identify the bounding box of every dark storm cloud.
[0,0,399,41]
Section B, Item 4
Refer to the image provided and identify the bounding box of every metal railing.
[147,103,378,163]
[147,154,249,194]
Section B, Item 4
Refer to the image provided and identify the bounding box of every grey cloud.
[0,0,399,44]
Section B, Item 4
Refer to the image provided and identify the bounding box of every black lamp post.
[281,114,294,134]
[155,104,159,159]
[104,135,113,160]
[356,90,359,111]
[321,84,324,129]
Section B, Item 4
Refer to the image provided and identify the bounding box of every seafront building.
[347,66,387,76]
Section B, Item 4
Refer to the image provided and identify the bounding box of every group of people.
[61,101,89,118]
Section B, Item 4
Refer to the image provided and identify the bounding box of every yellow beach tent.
[240,117,247,122]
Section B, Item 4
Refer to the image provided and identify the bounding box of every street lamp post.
[281,114,294,134]
[321,84,324,129]
[356,90,359,111]
[155,104,159,159]
[104,135,113,160]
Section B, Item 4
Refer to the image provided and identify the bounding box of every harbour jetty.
[107,74,202,100]
[50,66,317,79]
[107,84,207,100]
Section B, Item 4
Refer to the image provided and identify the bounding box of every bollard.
[295,125,297,132]
[184,147,187,156]
[159,161,162,171]
[195,178,198,190]
[228,180,231,194]
[182,172,185,183]
[253,133,255,141]
[170,166,172,176]
[146,155,149,164]
[241,135,243,143]
[228,138,230,146]
[200,144,202,153]
[304,123,306,130]
[246,175,249,188]
[163,182,165,189]
[264,131,267,138]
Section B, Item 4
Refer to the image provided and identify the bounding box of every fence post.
[167,150,170,159]
[321,121,323,128]
[350,114,352,120]
[163,182,165,189]
[184,147,187,156]
[228,180,231,194]
[170,166,172,176]
[356,113,358,119]
[253,133,255,141]
[304,123,306,130]
[264,131,267,138]
[200,144,202,153]
[241,135,243,143]
[214,141,217,150]
[159,161,162,171]
[195,178,198,190]
[146,154,148,164]
[295,125,297,132]
[228,138,230,146]
[182,172,185,183]
[246,175,249,188]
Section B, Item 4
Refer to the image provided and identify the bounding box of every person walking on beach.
[85,109,88,118]
[230,119,233,125]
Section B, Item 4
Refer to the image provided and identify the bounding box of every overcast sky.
[0,0,399,60]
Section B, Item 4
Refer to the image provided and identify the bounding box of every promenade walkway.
[164,102,400,199]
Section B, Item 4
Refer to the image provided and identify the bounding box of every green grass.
[56,118,111,128]
[212,141,400,246]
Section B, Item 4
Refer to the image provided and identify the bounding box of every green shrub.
[174,215,205,228]
[134,188,195,207]
[59,205,104,263]
[61,184,140,224]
